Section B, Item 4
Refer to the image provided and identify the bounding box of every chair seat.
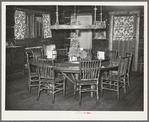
[30,72,39,76]
[110,70,118,75]
[102,74,118,81]
[40,77,65,83]
[103,74,126,81]
[30,72,39,81]
[76,80,98,85]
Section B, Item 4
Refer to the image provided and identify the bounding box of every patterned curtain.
[42,14,52,38]
[113,16,134,41]
[14,10,26,39]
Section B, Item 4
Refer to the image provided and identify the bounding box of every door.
[77,14,92,49]
[109,11,140,71]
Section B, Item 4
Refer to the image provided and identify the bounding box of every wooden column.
[109,14,114,50]
[135,13,140,71]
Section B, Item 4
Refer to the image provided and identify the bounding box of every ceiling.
[7,5,144,15]
[6,5,144,24]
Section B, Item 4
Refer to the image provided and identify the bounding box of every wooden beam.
[50,24,106,30]
[109,11,140,15]
[109,15,114,50]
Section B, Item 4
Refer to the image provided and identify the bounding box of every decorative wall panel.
[14,10,26,39]
[70,32,79,48]
[113,16,134,41]
[42,14,52,38]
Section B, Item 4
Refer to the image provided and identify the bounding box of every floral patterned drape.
[42,14,52,38]
[113,16,134,41]
[14,10,26,39]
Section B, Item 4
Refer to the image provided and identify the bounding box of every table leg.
[62,72,74,83]
[91,85,95,97]
[61,72,79,97]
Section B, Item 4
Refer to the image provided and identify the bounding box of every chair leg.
[74,84,76,98]
[100,78,103,98]
[28,78,31,92]
[52,91,55,104]
[124,78,127,97]
[109,81,112,89]
[63,80,66,97]
[96,85,99,105]
[46,90,50,95]
[37,86,41,101]
[79,85,82,106]
[127,75,130,92]
[29,85,31,93]
[140,63,142,74]
[91,85,94,97]
[117,82,120,101]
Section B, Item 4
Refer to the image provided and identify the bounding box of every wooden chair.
[125,51,133,91]
[105,49,118,61]
[36,59,66,104]
[32,50,43,63]
[25,52,39,92]
[105,50,118,76]
[74,60,102,106]
[56,48,68,61]
[100,56,129,100]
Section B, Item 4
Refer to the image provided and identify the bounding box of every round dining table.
[30,59,119,83]
[54,60,119,83]
[55,60,118,73]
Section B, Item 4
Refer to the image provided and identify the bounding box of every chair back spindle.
[38,59,55,80]
[25,52,31,74]
[80,60,102,81]
[105,50,118,63]
[125,52,133,72]
[32,50,43,63]
[38,65,54,80]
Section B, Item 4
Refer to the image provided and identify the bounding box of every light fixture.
[94,6,97,24]
[100,6,103,22]
[50,5,106,29]
[55,5,59,25]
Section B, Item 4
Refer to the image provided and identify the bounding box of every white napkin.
[97,51,105,60]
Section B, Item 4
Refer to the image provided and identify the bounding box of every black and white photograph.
[1,1,148,121]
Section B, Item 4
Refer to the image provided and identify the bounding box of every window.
[14,10,52,39]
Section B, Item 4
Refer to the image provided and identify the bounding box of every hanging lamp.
[94,6,97,25]
[100,6,103,22]
[55,5,59,25]
[50,5,106,29]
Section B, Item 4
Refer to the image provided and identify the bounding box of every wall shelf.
[50,24,106,30]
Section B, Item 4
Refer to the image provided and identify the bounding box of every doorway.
[109,11,140,71]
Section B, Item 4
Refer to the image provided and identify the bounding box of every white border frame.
[1,1,148,121]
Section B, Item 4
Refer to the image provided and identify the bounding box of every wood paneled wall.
[6,6,144,57]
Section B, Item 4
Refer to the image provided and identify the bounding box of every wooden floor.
[6,69,144,111]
